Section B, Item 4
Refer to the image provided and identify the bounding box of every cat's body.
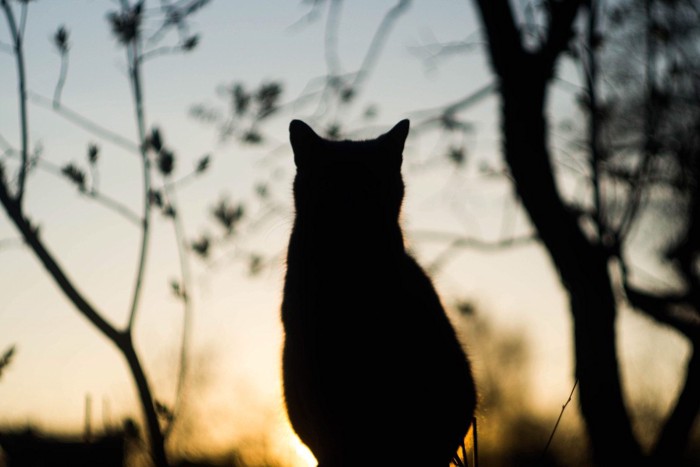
[282,120,475,467]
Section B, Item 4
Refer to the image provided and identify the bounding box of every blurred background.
[0,1,698,465]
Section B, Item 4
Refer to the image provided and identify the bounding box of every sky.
[0,1,692,465]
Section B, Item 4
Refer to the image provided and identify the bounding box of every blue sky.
[0,0,691,464]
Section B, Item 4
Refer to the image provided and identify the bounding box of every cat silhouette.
[282,119,475,467]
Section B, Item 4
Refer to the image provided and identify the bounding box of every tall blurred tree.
[470,0,700,463]
[460,0,700,465]
[470,1,644,463]
[594,0,700,463]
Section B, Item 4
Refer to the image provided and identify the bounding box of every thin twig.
[585,0,605,241]
[162,180,193,437]
[53,52,69,108]
[614,0,658,242]
[541,378,579,460]
[413,230,537,250]
[88,190,143,226]
[287,0,325,31]
[413,230,537,273]
[1,0,30,207]
[3,147,142,225]
[28,91,140,154]
[18,0,27,39]
[351,0,412,89]
[117,2,167,465]
[125,39,153,332]
[0,178,122,344]
[140,45,181,62]
[324,0,343,78]
[409,82,497,124]
[169,165,204,190]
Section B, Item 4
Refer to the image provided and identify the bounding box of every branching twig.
[541,378,579,460]
[5,148,141,225]
[624,284,700,341]
[111,2,168,464]
[0,178,122,344]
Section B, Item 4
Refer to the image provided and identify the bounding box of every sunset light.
[1,1,698,466]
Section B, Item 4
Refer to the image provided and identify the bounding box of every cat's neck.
[291,215,406,257]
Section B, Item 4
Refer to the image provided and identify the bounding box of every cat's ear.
[379,119,409,164]
[290,120,321,168]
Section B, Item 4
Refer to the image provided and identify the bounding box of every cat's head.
[289,120,410,223]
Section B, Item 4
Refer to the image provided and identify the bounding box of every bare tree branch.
[624,285,700,341]
[1,0,30,207]
[0,345,16,380]
[409,82,497,130]
[123,27,153,334]
[3,147,142,226]
[410,30,483,69]
[542,0,586,67]
[52,26,70,109]
[473,0,524,76]
[324,0,343,78]
[161,180,193,438]
[0,178,122,344]
[350,0,411,90]
[613,0,660,244]
[29,92,140,154]
[88,190,143,226]
[301,0,412,122]
[287,0,325,31]
[412,230,537,272]
[541,378,579,461]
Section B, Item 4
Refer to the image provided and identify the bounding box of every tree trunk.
[652,348,700,464]
[118,333,169,467]
[470,1,643,461]
[497,66,643,464]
